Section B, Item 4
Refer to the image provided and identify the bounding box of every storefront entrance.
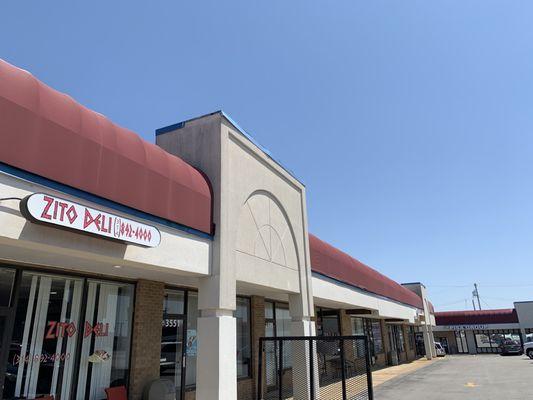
[387,325,403,365]
[454,330,469,353]
[159,289,198,400]
[0,266,134,400]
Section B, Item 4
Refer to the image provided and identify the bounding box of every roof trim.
[309,234,424,310]
[313,271,422,311]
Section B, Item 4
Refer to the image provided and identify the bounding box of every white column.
[422,324,433,360]
[195,276,237,400]
[289,294,317,400]
[428,325,437,358]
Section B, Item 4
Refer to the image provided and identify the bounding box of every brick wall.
[129,280,165,400]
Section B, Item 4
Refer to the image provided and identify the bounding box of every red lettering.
[84,209,101,230]
[58,202,68,221]
[84,321,109,337]
[66,205,78,224]
[46,321,57,339]
[53,200,59,220]
[41,196,54,220]
[101,215,111,233]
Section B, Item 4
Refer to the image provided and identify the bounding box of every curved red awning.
[0,59,212,234]
[310,234,424,309]
[435,309,518,325]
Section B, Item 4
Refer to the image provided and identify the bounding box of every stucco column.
[289,294,317,400]
[196,276,237,400]
[421,324,434,360]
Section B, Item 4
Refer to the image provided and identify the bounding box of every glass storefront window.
[351,317,366,358]
[475,333,491,348]
[275,304,292,369]
[474,329,522,353]
[5,273,84,400]
[351,317,364,336]
[455,330,469,353]
[2,270,134,400]
[235,297,251,378]
[408,326,415,351]
[371,321,383,354]
[0,268,15,307]
[75,280,134,400]
[316,308,340,336]
[163,290,185,315]
[184,292,198,387]
[397,327,405,352]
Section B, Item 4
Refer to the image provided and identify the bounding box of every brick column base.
[129,280,165,400]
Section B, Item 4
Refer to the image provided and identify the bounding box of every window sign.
[21,193,161,247]
[2,271,134,400]
[186,330,197,357]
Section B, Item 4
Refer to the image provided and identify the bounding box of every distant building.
[433,302,533,354]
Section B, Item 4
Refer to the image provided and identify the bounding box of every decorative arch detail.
[236,191,298,270]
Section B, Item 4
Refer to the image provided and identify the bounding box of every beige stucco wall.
[156,113,314,317]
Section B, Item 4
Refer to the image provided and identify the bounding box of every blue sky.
[2,1,533,311]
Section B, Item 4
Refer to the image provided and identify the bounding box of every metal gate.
[257,336,373,400]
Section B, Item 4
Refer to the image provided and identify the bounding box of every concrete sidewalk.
[372,357,439,387]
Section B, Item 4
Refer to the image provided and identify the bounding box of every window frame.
[235,296,252,380]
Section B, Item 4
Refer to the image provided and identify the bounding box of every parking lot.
[374,354,532,400]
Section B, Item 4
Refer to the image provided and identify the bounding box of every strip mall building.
[0,59,436,400]
[433,303,533,355]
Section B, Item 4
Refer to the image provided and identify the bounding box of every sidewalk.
[372,357,439,387]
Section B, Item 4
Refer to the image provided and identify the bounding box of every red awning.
[0,59,212,234]
[309,234,424,309]
[435,309,518,325]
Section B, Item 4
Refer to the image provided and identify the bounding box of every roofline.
[514,301,533,304]
[156,110,304,185]
[401,282,426,288]
[312,271,424,311]
[435,308,515,315]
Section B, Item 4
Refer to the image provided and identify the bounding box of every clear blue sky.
[3,1,533,311]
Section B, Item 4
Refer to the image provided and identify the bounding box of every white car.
[435,342,446,357]
[524,341,533,359]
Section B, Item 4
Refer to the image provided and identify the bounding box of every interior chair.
[105,385,128,400]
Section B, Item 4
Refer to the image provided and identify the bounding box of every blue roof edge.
[155,110,305,185]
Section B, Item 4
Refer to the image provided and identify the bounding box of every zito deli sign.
[21,193,161,247]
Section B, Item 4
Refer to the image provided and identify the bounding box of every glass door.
[454,330,468,353]
[160,289,186,400]
[387,325,400,365]
[160,315,185,400]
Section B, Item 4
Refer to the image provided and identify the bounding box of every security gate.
[257,336,373,400]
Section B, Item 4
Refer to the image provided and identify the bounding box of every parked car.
[435,342,446,357]
[524,341,533,359]
[499,339,523,355]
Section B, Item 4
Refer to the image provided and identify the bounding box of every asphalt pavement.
[373,354,533,400]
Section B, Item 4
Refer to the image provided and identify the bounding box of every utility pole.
[473,283,482,310]
[472,299,476,310]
